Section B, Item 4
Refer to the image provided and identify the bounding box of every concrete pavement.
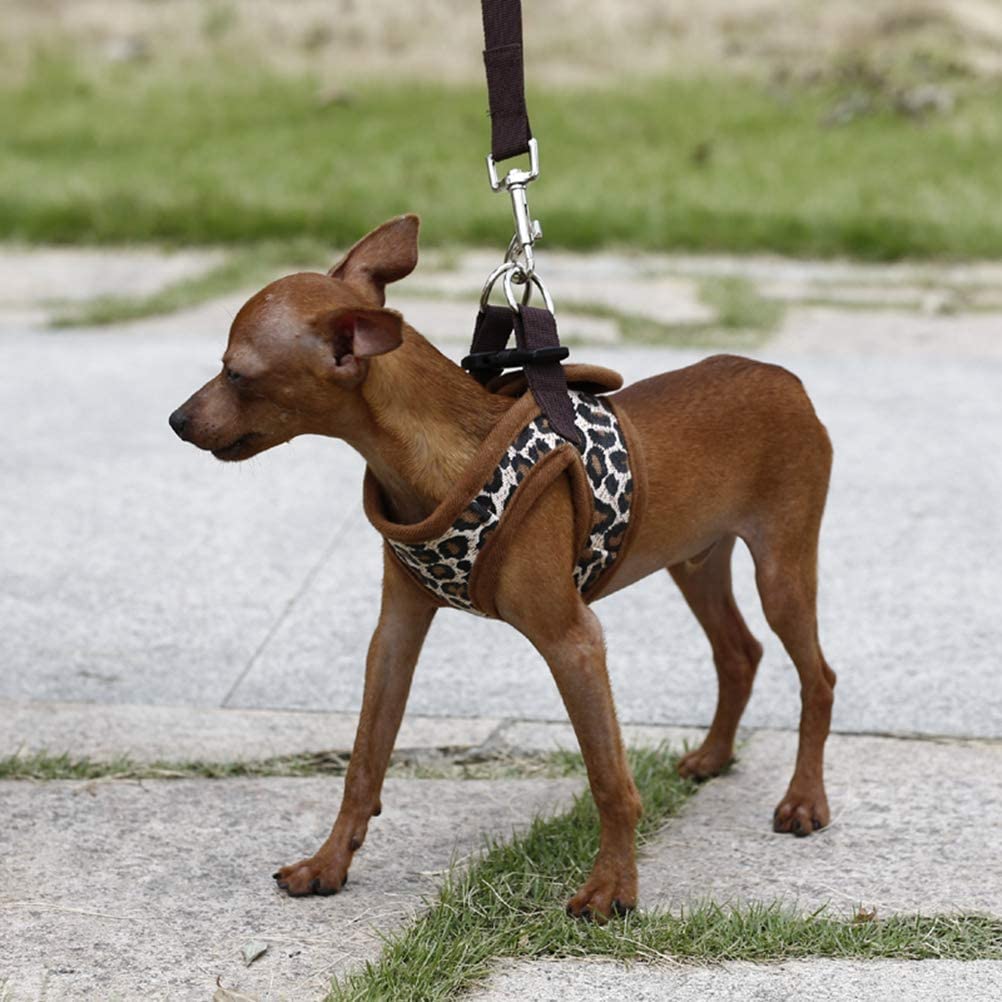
[1,776,582,1001]
[472,958,1002,1002]
[2,247,1001,999]
[1,312,999,736]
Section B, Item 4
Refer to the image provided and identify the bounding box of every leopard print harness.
[377,390,633,615]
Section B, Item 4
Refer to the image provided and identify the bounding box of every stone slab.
[494,719,706,756]
[0,776,581,1002]
[0,701,502,763]
[774,304,1002,357]
[0,247,224,308]
[471,958,1002,1002]
[639,731,1002,916]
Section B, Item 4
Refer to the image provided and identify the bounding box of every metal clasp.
[468,139,564,376]
[485,138,542,279]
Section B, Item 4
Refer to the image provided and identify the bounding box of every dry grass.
[2,0,1001,86]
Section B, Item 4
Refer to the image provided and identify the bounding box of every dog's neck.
[347,328,512,524]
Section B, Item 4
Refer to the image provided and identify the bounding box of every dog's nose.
[169,408,190,440]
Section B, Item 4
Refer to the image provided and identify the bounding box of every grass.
[0,748,586,782]
[3,55,1002,259]
[328,746,1002,1000]
[697,276,785,332]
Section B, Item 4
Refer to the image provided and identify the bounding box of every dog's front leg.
[516,598,643,922]
[273,546,437,896]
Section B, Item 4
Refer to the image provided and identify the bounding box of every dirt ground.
[4,0,1002,84]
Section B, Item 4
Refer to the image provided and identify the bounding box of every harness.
[365,367,643,618]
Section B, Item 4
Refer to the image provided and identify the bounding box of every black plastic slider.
[461,345,569,373]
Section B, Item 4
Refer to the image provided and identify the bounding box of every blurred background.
[4,0,1002,258]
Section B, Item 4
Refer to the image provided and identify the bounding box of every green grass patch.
[4,56,1002,259]
[0,748,586,782]
[330,745,1001,1000]
[697,275,785,332]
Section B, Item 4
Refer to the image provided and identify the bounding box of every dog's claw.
[566,860,637,924]
[772,789,830,836]
[677,744,734,782]
[273,854,351,897]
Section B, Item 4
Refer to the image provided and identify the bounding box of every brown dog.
[169,215,835,921]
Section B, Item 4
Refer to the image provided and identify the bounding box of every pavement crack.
[220,509,359,708]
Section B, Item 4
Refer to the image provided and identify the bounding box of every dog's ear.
[328,215,420,306]
[316,307,404,385]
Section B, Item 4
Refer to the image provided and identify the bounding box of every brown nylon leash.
[462,0,580,447]
[481,0,532,162]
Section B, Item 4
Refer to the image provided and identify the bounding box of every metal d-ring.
[479,260,519,312]
[503,267,554,315]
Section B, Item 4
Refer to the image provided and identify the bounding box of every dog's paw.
[272,854,349,897]
[772,789,830,837]
[676,744,733,781]
[566,860,637,924]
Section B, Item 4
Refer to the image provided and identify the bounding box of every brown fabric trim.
[488,363,624,398]
[363,391,541,543]
[468,443,578,618]
[581,394,648,603]
[564,450,595,560]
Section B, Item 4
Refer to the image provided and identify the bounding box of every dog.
[169,214,836,921]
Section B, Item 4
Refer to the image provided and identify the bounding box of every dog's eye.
[225,367,243,385]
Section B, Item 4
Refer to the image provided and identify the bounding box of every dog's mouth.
[211,432,263,461]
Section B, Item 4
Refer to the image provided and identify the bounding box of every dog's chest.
[385,391,633,614]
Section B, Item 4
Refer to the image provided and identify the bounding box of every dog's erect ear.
[316,307,404,384]
[328,215,420,306]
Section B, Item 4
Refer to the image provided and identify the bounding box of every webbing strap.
[481,0,532,162]
[470,305,580,446]
[469,305,514,384]
[516,306,580,445]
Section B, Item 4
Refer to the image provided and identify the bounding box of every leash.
[461,0,581,446]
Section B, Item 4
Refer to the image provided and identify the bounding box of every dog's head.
[168,214,419,460]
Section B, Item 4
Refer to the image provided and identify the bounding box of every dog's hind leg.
[747,517,836,836]
[668,534,763,780]
[273,546,438,896]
